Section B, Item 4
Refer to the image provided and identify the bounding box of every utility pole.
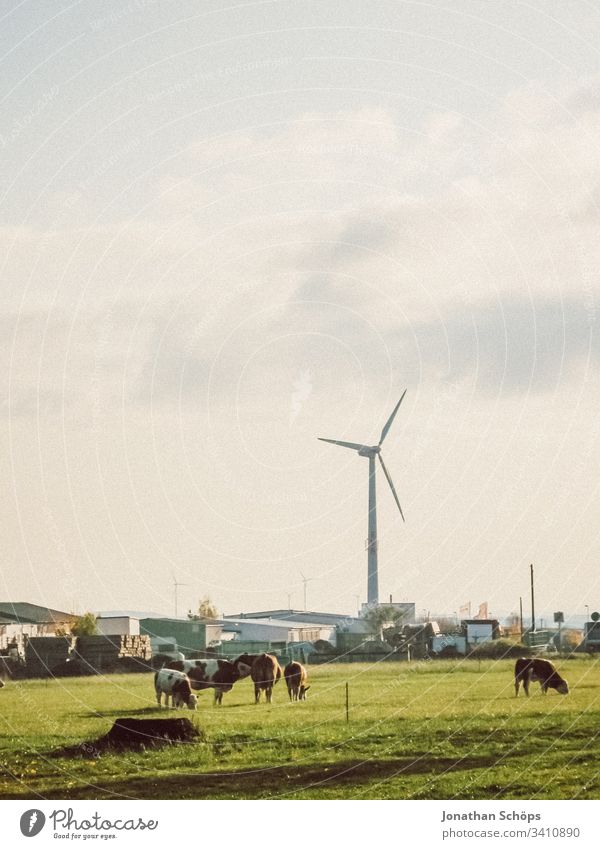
[558,617,562,652]
[530,563,536,633]
[519,596,523,641]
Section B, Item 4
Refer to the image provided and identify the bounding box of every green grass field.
[1,657,599,800]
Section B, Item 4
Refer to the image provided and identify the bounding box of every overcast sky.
[1,0,600,620]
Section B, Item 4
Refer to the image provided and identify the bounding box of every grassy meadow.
[0,657,599,800]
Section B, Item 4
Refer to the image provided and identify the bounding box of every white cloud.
[2,75,600,614]
[3,82,600,420]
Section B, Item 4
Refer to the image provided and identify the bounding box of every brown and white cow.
[514,657,569,696]
[165,658,249,705]
[284,661,309,701]
[232,654,259,679]
[154,668,198,709]
[251,653,282,704]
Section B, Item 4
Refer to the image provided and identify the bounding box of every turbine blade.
[378,454,405,521]
[378,390,407,446]
[318,438,367,451]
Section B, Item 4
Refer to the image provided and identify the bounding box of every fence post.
[345,681,349,722]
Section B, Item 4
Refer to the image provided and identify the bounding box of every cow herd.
[153,654,570,711]
[153,653,310,710]
[0,656,572,709]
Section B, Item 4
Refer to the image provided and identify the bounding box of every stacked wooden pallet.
[76,635,152,672]
[0,633,24,656]
[24,636,75,677]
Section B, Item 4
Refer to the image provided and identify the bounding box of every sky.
[1,0,600,620]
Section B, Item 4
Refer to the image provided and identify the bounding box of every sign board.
[553,611,564,623]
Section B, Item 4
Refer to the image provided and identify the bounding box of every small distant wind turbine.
[172,574,189,618]
[318,391,406,606]
[300,571,313,611]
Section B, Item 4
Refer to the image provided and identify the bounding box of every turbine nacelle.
[358,445,380,457]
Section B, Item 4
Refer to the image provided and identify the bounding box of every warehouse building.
[229,605,416,629]
[139,617,222,656]
[220,617,336,645]
[0,602,77,634]
[96,615,140,636]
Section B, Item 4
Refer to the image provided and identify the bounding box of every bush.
[468,639,531,659]
[71,612,99,637]
[313,639,335,654]
[560,629,584,652]
[435,645,463,659]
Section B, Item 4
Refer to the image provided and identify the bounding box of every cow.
[233,653,259,679]
[284,661,309,701]
[154,668,198,710]
[165,658,249,705]
[251,653,282,704]
[0,678,4,689]
[514,657,569,697]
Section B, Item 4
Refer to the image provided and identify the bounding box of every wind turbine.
[300,571,313,611]
[318,391,406,607]
[172,574,189,618]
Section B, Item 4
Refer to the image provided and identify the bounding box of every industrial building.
[229,605,416,626]
[139,617,222,656]
[583,618,600,651]
[461,619,501,647]
[0,602,78,653]
[0,602,77,632]
[96,615,140,636]
[220,616,336,645]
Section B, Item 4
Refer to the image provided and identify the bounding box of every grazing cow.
[251,653,282,704]
[154,668,198,710]
[165,658,248,705]
[514,657,569,697]
[233,654,259,679]
[284,662,309,701]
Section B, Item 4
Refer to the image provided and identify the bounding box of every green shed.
[140,618,206,655]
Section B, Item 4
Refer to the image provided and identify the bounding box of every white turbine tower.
[318,391,406,606]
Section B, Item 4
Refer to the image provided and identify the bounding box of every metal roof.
[0,602,75,624]
[224,609,362,625]
[219,617,331,629]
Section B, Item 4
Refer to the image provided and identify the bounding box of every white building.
[95,615,140,636]
[220,617,336,645]
[463,619,500,647]
[0,618,40,652]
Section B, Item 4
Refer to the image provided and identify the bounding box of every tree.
[70,612,98,636]
[560,629,583,652]
[188,595,219,621]
[434,616,461,634]
[362,604,407,638]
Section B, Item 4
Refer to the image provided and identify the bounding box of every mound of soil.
[55,717,202,756]
[99,717,201,750]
